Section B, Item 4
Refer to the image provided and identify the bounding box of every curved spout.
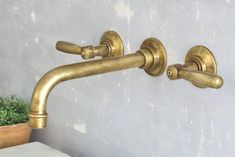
[28,38,167,128]
[29,53,144,128]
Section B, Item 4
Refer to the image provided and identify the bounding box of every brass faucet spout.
[28,38,167,128]
[29,53,143,128]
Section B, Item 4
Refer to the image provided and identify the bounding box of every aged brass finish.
[167,46,223,89]
[56,31,124,59]
[140,38,167,76]
[29,38,167,128]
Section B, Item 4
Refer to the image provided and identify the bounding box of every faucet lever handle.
[56,41,83,55]
[55,31,124,60]
[167,46,224,89]
[167,64,223,88]
[55,41,109,60]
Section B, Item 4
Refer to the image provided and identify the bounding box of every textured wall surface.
[0,0,234,157]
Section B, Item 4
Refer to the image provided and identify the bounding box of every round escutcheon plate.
[140,38,167,76]
[185,46,217,88]
[100,31,124,58]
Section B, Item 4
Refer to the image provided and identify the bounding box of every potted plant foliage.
[0,96,32,148]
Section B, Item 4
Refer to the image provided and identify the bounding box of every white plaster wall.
[0,0,234,156]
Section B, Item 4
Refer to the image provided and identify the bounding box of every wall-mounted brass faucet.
[167,46,223,89]
[29,34,167,128]
[56,31,124,59]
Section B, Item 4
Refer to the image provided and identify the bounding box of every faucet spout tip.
[28,113,47,129]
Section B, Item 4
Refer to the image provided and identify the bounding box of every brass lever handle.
[179,69,223,89]
[56,41,82,55]
[167,64,223,89]
[167,46,224,89]
[56,41,108,59]
[56,31,124,60]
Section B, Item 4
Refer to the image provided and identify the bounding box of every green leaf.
[0,95,29,126]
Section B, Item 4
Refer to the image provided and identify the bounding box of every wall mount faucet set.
[28,30,223,129]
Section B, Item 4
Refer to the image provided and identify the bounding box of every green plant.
[0,96,29,126]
